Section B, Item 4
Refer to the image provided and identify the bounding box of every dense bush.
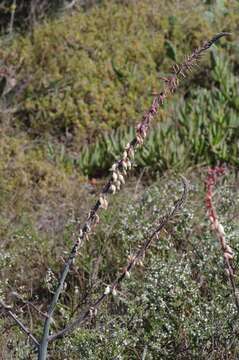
[1,172,238,358]
[1,0,238,143]
[51,173,239,359]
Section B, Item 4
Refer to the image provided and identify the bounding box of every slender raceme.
[205,167,239,314]
[38,33,230,359]
[0,32,231,360]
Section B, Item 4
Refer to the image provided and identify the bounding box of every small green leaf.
[165,40,177,62]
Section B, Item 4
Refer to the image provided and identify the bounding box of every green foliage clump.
[1,167,239,358]
[77,54,239,177]
[2,0,238,142]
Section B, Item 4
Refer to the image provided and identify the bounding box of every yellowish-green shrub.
[2,0,238,143]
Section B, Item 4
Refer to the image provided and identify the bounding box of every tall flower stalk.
[0,33,231,360]
[205,167,239,313]
[37,32,231,360]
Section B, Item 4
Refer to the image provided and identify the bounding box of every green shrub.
[1,165,239,358]
[46,172,239,359]
[2,0,238,142]
[76,54,239,177]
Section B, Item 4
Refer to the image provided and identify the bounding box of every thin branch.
[49,176,188,342]
[8,0,16,35]
[11,292,49,319]
[64,0,77,10]
[0,300,39,348]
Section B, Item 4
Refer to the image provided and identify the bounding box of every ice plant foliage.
[0,33,231,360]
[205,167,239,313]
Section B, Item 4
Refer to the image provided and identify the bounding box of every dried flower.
[123,150,128,160]
[128,147,134,159]
[136,134,143,145]
[126,160,132,170]
[125,271,130,279]
[122,160,128,171]
[85,223,91,233]
[115,180,121,191]
[109,184,117,194]
[118,174,125,184]
[110,163,117,172]
[224,252,234,260]
[99,195,108,209]
[112,288,117,296]
[104,286,111,295]
[217,223,225,236]
[112,172,118,182]
[93,213,100,225]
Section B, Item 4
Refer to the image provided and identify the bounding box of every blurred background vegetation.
[0,0,239,358]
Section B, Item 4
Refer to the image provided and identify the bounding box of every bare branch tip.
[210,31,232,44]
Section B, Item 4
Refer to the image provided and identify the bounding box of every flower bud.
[118,174,125,184]
[112,172,118,182]
[109,184,117,194]
[214,219,219,229]
[93,213,100,225]
[122,160,127,170]
[111,163,117,172]
[126,160,131,170]
[136,135,143,145]
[217,223,225,236]
[104,286,111,295]
[225,245,233,255]
[85,223,91,233]
[128,147,134,159]
[125,271,130,279]
[224,252,234,260]
[112,288,117,296]
[123,151,128,160]
[116,181,121,191]
[99,195,108,209]
[141,128,147,138]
